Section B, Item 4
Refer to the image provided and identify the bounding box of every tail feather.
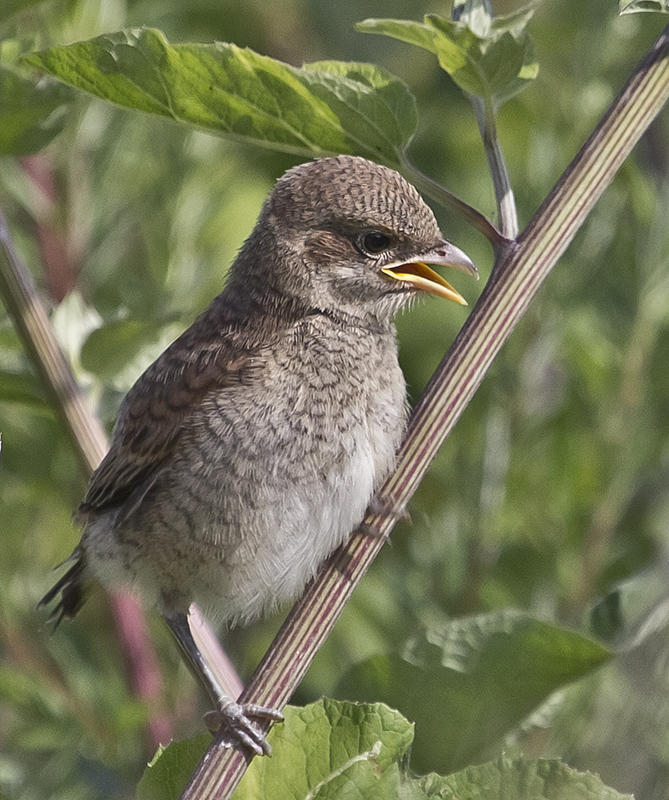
[39,551,88,627]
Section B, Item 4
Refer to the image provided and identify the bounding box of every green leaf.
[357,2,539,108]
[79,318,168,380]
[338,610,612,774]
[22,28,417,166]
[415,755,633,799]
[137,707,630,800]
[620,0,669,12]
[237,700,412,800]
[137,701,414,800]
[137,734,210,800]
[0,66,72,156]
[0,369,46,407]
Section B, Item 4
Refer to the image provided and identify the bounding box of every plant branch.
[0,199,248,748]
[401,159,510,251]
[180,21,669,800]
[0,205,173,748]
[471,95,519,239]
[0,207,107,473]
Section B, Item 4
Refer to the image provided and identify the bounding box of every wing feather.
[79,313,256,516]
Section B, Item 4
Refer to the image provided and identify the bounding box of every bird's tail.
[39,549,88,626]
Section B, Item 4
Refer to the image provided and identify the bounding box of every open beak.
[380,241,478,306]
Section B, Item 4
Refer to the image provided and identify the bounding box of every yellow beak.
[380,241,477,306]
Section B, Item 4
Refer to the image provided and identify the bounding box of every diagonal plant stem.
[180,21,669,800]
[0,207,176,747]
[0,207,108,474]
[0,202,245,746]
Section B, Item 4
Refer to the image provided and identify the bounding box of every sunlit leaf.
[357,2,539,107]
[23,28,417,165]
[138,707,632,800]
[138,701,413,800]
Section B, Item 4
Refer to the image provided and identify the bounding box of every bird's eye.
[360,231,392,255]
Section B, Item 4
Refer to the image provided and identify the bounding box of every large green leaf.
[0,66,72,156]
[137,701,414,800]
[23,28,417,165]
[337,610,611,774]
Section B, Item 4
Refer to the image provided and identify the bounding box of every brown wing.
[79,313,257,516]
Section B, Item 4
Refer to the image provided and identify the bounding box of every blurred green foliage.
[2,0,669,798]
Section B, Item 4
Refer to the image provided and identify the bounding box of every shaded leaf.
[338,610,611,774]
[0,66,72,156]
[23,28,417,165]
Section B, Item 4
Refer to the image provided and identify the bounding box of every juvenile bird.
[41,155,476,755]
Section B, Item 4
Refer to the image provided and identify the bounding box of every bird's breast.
[178,319,407,621]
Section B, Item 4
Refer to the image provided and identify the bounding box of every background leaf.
[417,756,634,800]
[0,369,46,406]
[0,66,72,156]
[357,3,539,108]
[0,0,48,24]
[337,611,611,773]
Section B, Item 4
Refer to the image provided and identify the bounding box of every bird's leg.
[162,611,283,757]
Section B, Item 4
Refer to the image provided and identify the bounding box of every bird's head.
[235,156,477,325]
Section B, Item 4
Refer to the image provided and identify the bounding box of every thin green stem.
[471,95,519,239]
[401,159,509,251]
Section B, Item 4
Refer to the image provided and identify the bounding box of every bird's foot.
[360,494,410,537]
[204,701,284,757]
